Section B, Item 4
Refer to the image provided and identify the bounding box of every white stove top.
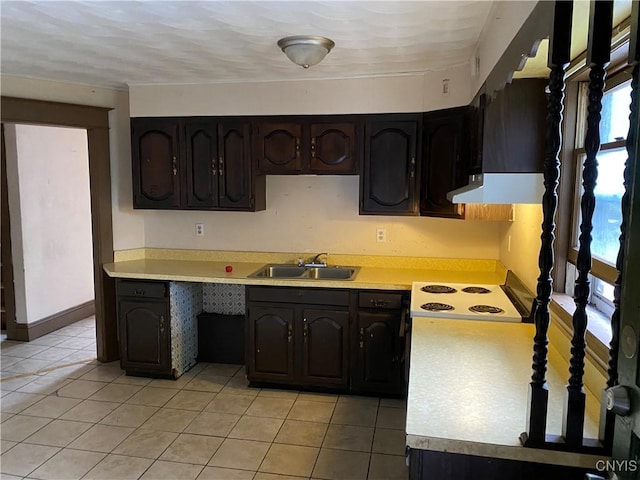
[410,282,522,322]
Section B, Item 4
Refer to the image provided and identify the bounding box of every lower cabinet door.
[118,300,171,375]
[301,309,349,387]
[247,305,295,383]
[356,311,404,394]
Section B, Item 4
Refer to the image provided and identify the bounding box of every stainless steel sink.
[249,265,307,278]
[248,264,359,281]
[307,267,358,280]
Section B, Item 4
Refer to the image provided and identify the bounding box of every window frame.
[553,66,632,354]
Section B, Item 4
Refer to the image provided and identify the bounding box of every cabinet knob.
[219,156,224,176]
[295,138,300,158]
[311,137,316,158]
[212,158,217,176]
[287,326,292,343]
[410,157,415,179]
[159,315,165,334]
[172,156,177,176]
[303,323,309,343]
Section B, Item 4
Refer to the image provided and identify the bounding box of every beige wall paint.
[5,125,94,324]
[0,74,144,251]
[144,176,502,259]
[499,203,543,291]
[129,65,471,117]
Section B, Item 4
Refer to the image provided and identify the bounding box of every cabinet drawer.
[117,280,167,299]
[358,291,404,309]
[247,286,349,306]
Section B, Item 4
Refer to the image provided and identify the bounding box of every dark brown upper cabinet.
[255,118,359,175]
[132,118,181,209]
[185,120,262,210]
[255,122,303,174]
[421,107,469,219]
[360,115,420,215]
[132,117,265,211]
[482,78,547,173]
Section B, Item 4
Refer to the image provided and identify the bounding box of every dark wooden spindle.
[524,0,573,448]
[564,0,614,447]
[600,0,640,451]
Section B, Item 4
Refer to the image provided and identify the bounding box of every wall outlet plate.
[195,223,205,237]
[376,227,387,243]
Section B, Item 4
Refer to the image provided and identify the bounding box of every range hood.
[447,173,544,204]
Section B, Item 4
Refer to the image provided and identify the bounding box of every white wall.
[145,175,501,259]
[0,74,144,251]
[5,124,94,324]
[471,0,539,96]
[129,66,471,117]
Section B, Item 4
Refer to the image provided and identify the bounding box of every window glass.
[592,148,625,265]
[600,82,632,143]
[574,148,626,264]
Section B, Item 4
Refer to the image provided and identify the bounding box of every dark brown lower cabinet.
[116,280,172,378]
[408,448,599,480]
[246,286,408,395]
[353,291,407,395]
[301,309,349,386]
[247,305,295,383]
[246,287,349,389]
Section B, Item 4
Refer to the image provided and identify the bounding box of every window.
[561,73,632,344]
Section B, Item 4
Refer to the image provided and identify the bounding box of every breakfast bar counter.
[406,317,604,469]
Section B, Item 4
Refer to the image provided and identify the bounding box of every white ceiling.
[0,1,494,90]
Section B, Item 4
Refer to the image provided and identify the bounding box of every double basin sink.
[248,264,360,281]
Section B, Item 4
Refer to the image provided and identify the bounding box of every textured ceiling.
[0,1,494,89]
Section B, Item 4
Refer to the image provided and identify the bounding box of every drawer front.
[358,291,404,309]
[117,280,167,299]
[247,286,349,306]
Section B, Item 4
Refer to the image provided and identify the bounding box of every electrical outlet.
[195,223,205,237]
[376,227,387,243]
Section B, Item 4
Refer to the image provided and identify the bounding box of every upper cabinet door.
[131,118,181,209]
[361,118,419,215]
[185,121,218,208]
[421,107,468,219]
[218,121,254,209]
[309,123,358,174]
[256,123,303,174]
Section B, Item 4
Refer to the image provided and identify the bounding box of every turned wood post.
[525,0,573,447]
[564,0,614,447]
[600,0,640,451]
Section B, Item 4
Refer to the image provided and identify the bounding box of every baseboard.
[12,300,95,341]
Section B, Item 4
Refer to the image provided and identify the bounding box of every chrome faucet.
[299,252,328,267]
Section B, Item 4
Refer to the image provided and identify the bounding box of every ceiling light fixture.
[277,35,335,69]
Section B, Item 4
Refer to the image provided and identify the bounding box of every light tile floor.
[1,317,408,479]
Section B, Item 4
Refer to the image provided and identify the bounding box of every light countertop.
[406,317,604,467]
[103,252,508,291]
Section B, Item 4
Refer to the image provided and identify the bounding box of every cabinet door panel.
[119,300,170,374]
[132,119,180,208]
[257,123,302,173]
[361,120,418,214]
[310,123,357,174]
[356,311,403,393]
[219,122,253,209]
[301,309,349,386]
[247,306,295,382]
[421,109,467,219]
[185,122,217,208]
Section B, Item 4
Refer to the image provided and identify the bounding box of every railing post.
[600,0,640,452]
[524,0,573,447]
[564,0,614,447]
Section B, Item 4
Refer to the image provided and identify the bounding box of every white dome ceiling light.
[277,35,335,68]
